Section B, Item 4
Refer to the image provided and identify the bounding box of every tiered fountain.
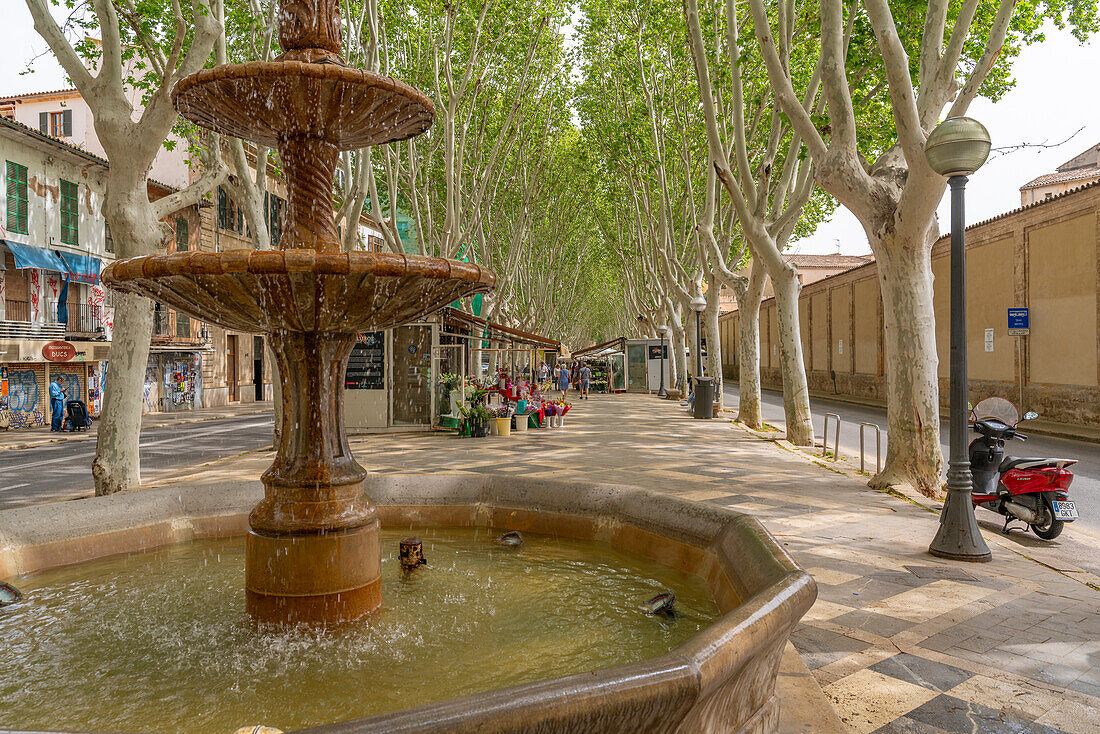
[103,0,494,625]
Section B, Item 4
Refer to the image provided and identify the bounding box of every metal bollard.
[859,422,882,474]
[822,413,841,459]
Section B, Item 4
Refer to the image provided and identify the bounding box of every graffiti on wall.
[142,363,159,413]
[5,370,45,428]
[29,269,41,322]
[89,283,113,339]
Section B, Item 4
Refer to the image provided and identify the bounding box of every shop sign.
[42,341,77,362]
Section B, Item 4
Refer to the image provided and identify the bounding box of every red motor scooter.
[968,397,1078,540]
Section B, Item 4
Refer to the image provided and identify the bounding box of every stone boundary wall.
[719,182,1100,427]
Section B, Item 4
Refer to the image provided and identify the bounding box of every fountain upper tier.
[103,250,494,334]
[171,62,434,150]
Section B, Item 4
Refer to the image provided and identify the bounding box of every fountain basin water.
[0,476,816,733]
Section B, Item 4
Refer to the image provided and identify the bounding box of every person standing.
[556,362,571,399]
[578,362,592,400]
[49,376,66,432]
[539,361,550,384]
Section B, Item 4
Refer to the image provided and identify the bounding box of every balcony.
[0,299,65,340]
[152,309,207,346]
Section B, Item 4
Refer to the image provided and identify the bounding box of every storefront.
[342,309,561,434]
[0,339,109,429]
[344,321,438,433]
[573,337,669,393]
[144,350,204,413]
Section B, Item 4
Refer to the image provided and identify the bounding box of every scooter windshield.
[972,396,1019,426]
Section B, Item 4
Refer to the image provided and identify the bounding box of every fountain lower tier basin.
[1,529,718,733]
[101,250,494,334]
[171,61,435,149]
[0,476,816,734]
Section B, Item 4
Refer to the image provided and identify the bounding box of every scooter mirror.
[1023,411,1039,421]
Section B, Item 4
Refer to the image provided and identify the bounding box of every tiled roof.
[786,254,875,268]
[949,177,1100,238]
[1019,166,1100,190]
[0,88,80,102]
[0,114,178,195]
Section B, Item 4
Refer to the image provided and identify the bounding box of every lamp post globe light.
[657,324,669,398]
[925,117,993,563]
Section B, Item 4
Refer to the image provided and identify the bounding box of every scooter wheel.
[1032,518,1064,540]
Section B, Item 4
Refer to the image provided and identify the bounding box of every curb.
[0,407,274,452]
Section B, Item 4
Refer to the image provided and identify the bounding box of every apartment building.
[0,116,120,428]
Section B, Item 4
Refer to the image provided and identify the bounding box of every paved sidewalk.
[149,393,1100,733]
[0,401,274,452]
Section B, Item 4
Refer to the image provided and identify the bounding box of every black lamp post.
[657,324,669,398]
[690,296,706,377]
[925,117,993,563]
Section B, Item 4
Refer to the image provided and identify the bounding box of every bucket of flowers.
[458,402,491,438]
[492,405,514,437]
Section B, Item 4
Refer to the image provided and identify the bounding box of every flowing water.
[0,528,718,733]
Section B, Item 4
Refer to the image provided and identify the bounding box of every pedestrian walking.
[556,362,571,399]
[578,362,591,400]
[49,376,66,432]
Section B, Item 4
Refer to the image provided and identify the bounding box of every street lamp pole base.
[928,463,992,563]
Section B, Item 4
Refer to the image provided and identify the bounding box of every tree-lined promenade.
[16,0,1098,497]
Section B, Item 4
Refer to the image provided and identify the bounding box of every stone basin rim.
[0,475,817,734]
[101,250,496,287]
[171,60,436,149]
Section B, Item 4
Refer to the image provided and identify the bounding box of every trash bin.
[693,377,714,419]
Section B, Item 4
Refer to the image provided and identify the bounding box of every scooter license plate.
[1052,500,1078,520]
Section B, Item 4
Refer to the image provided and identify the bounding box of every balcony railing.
[0,299,65,340]
[153,309,206,345]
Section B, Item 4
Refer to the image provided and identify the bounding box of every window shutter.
[217,187,227,229]
[62,110,72,137]
[39,112,47,133]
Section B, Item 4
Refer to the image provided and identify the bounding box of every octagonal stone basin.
[0,476,816,733]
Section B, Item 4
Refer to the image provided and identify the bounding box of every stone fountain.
[102,0,494,625]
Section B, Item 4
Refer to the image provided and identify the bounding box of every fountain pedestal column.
[245,331,381,624]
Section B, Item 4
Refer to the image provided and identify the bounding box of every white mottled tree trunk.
[736,261,766,429]
[872,228,944,497]
[91,291,154,492]
[772,267,814,445]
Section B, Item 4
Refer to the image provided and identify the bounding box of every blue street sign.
[1007,307,1029,335]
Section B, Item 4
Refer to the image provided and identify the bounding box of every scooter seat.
[999,457,1075,472]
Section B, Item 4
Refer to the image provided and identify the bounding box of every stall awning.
[3,240,66,273]
[56,250,102,285]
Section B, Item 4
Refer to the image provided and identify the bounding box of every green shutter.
[60,179,79,245]
[6,161,29,235]
[175,217,189,251]
[38,112,47,133]
[62,109,73,137]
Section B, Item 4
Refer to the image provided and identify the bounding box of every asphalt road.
[0,414,275,510]
[722,384,1100,573]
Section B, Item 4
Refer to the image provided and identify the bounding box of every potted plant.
[469,404,491,437]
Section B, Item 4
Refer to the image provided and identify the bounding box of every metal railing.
[2,299,30,322]
[821,413,841,459]
[63,302,103,334]
[859,422,883,474]
[153,309,205,344]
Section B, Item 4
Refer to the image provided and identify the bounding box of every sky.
[1,9,1096,257]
